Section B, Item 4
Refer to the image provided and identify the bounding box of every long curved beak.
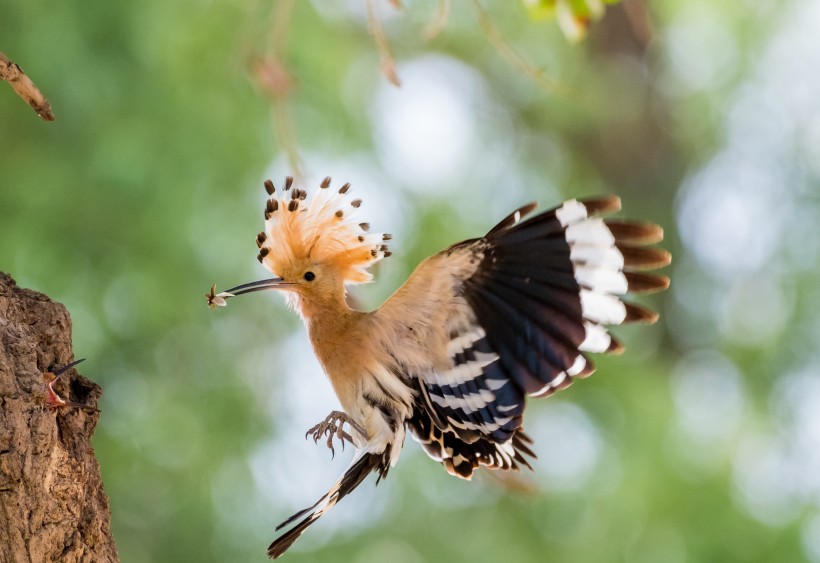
[52,358,87,377]
[206,278,292,308]
[225,277,291,295]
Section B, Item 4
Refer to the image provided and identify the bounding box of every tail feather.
[579,195,622,216]
[267,449,389,559]
[605,220,664,245]
[486,202,539,235]
[273,494,325,532]
[624,271,670,294]
[624,302,660,324]
[617,244,672,271]
[407,405,534,479]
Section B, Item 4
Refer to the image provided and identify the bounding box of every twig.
[622,0,654,49]
[365,0,401,87]
[269,0,295,58]
[273,94,302,180]
[424,0,451,40]
[253,0,304,181]
[468,0,567,97]
[0,52,54,121]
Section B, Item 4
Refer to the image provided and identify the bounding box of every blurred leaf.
[523,0,616,42]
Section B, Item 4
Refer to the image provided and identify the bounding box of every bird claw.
[305,411,366,458]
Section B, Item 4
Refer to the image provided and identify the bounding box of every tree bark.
[0,273,117,562]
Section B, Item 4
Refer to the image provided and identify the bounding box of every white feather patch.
[579,321,612,352]
[438,353,499,386]
[429,388,495,414]
[580,289,627,325]
[565,218,615,246]
[446,327,486,356]
[569,243,625,269]
[485,378,508,391]
[530,382,551,397]
[573,265,629,295]
[555,199,588,227]
[447,416,513,434]
[566,355,587,376]
[529,369,570,397]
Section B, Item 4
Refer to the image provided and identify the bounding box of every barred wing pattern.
[401,196,670,479]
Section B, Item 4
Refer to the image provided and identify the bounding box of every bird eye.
[303,271,316,282]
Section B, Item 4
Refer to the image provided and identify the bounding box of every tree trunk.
[0,273,117,562]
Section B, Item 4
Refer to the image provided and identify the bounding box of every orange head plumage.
[255,176,391,286]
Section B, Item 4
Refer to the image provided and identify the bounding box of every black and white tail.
[267,449,390,559]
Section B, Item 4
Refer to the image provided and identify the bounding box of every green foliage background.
[2,1,819,562]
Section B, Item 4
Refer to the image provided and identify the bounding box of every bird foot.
[305,411,366,458]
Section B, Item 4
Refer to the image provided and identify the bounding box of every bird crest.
[255,176,391,285]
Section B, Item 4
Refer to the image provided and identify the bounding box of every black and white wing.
[379,196,670,479]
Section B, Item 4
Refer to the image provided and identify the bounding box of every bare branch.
[269,0,295,56]
[424,0,451,40]
[0,52,54,121]
[274,94,302,180]
[366,0,401,87]
[468,1,567,97]
[252,0,304,181]
[251,55,303,180]
[622,0,654,48]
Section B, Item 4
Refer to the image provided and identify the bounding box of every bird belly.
[341,363,414,466]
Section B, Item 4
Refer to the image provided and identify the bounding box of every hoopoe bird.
[207,177,670,558]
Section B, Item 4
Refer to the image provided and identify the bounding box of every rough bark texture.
[0,273,117,563]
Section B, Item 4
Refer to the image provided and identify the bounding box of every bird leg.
[305,411,367,458]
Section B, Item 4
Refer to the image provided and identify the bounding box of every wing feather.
[376,196,668,479]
